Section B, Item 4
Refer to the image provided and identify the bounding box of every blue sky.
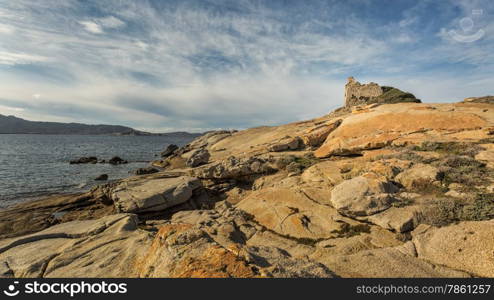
[0,0,493,132]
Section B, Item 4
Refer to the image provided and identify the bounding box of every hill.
[0,114,201,138]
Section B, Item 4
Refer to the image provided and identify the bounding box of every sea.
[0,134,195,208]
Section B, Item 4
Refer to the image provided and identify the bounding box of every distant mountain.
[0,114,202,138]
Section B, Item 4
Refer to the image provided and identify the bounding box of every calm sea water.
[0,134,194,208]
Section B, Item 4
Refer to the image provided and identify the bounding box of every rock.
[137,221,334,278]
[0,214,152,277]
[320,245,469,278]
[69,156,97,164]
[330,173,398,217]
[395,164,441,190]
[314,104,488,158]
[301,161,344,187]
[475,148,494,168]
[236,187,359,240]
[413,221,494,277]
[110,176,202,214]
[185,148,210,168]
[364,205,421,233]
[191,156,276,180]
[134,167,159,175]
[109,156,128,165]
[160,144,179,158]
[137,224,259,278]
[94,174,108,181]
[268,136,302,152]
[302,119,342,147]
[0,192,115,239]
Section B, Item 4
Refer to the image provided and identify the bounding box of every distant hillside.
[0,114,201,138]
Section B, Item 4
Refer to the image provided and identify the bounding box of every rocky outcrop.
[2,79,494,279]
[191,156,276,180]
[185,148,210,167]
[314,103,490,158]
[160,144,179,158]
[110,176,202,214]
[0,214,152,277]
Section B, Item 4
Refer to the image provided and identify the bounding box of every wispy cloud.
[0,0,492,132]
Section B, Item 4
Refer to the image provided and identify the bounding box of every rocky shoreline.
[1,80,493,278]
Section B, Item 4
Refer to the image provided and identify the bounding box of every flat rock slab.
[413,221,494,277]
[0,214,152,278]
[110,176,202,213]
[236,187,358,240]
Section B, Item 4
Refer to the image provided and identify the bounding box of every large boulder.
[413,221,494,277]
[110,176,202,213]
[0,214,152,277]
[330,173,398,217]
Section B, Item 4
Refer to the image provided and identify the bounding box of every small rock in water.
[95,174,108,181]
[134,167,159,175]
[69,156,98,164]
[109,156,128,165]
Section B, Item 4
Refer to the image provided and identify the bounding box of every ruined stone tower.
[344,77,384,107]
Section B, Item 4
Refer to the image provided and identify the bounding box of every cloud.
[79,16,125,34]
[78,21,104,34]
[0,0,492,132]
[0,51,49,65]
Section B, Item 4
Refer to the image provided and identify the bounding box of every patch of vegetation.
[423,193,494,227]
[331,223,371,238]
[435,155,488,187]
[293,153,320,169]
[277,153,320,171]
[391,197,415,208]
[412,141,482,157]
[372,149,437,164]
[371,87,421,104]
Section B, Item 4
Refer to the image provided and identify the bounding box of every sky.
[0,0,493,132]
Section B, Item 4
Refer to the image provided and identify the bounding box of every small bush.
[423,193,494,226]
[412,141,482,157]
[436,155,487,187]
